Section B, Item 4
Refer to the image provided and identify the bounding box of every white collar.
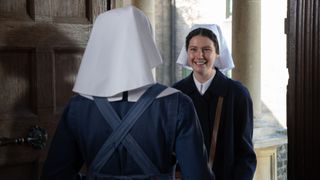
[79,85,179,102]
[193,73,215,95]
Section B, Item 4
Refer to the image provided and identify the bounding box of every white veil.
[176,24,234,73]
[73,6,163,97]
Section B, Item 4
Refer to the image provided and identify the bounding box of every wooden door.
[287,0,320,179]
[0,1,113,179]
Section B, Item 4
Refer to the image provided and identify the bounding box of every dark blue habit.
[41,85,214,180]
[173,69,257,180]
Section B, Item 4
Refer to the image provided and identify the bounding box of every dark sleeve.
[41,101,83,180]
[233,85,257,180]
[175,94,215,180]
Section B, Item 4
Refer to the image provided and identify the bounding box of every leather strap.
[208,96,223,169]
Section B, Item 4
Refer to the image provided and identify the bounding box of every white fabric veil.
[73,6,163,97]
[176,24,234,73]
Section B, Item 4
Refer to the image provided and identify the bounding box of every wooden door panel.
[0,0,112,179]
[0,0,33,20]
[287,0,320,179]
[52,0,91,23]
[0,163,37,180]
[0,48,36,115]
[54,48,83,112]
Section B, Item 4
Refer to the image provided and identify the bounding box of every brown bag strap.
[208,96,224,169]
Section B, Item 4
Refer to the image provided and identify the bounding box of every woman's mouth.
[195,59,206,65]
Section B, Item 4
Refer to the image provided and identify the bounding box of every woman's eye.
[189,48,197,52]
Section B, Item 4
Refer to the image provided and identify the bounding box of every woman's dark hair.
[185,28,220,54]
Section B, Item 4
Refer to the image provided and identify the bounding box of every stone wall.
[154,0,201,85]
[277,144,288,180]
[154,0,173,85]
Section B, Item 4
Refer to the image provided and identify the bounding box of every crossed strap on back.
[88,84,166,179]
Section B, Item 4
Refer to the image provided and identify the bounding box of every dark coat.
[173,69,257,180]
[41,86,214,180]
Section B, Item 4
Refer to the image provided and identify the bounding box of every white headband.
[176,24,234,73]
[73,6,163,97]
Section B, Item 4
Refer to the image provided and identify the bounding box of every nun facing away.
[173,24,256,180]
[41,6,214,180]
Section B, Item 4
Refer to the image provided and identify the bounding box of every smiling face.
[187,35,219,81]
[185,28,220,82]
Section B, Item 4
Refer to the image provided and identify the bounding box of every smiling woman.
[173,24,257,180]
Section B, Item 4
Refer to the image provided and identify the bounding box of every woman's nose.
[196,50,204,58]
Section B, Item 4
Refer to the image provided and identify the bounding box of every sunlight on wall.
[197,0,226,25]
[261,0,288,128]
